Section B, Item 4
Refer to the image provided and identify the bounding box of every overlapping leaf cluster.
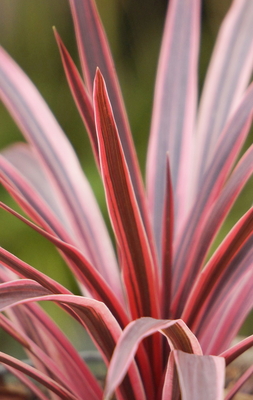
[0,0,252,399]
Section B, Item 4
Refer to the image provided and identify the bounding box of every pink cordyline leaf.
[172,84,253,316]
[0,46,119,292]
[146,0,200,252]
[0,279,50,309]
[0,202,129,328]
[161,351,180,400]
[2,364,50,400]
[0,247,72,296]
[183,208,253,354]
[220,335,253,365]
[173,350,225,400]
[0,352,78,400]
[104,317,202,400]
[1,143,74,233]
[0,284,146,400]
[0,267,102,398]
[93,69,159,321]
[161,155,174,318]
[0,312,102,400]
[182,207,253,334]
[225,365,253,400]
[53,29,99,166]
[198,266,253,355]
[195,0,253,191]
[173,144,253,309]
[68,0,150,239]
[1,145,123,301]
[1,146,80,247]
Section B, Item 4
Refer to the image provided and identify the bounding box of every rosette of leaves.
[0,0,252,399]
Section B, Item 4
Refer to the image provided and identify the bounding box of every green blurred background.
[0,0,252,357]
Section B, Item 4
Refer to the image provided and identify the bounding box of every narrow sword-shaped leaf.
[1,143,74,232]
[224,365,253,400]
[0,202,129,328]
[0,285,146,400]
[198,262,253,355]
[195,0,253,191]
[220,335,253,365]
[0,247,72,296]
[0,352,79,400]
[104,317,202,400]
[146,0,200,253]
[161,351,180,400]
[161,155,174,318]
[0,279,50,308]
[0,312,102,400]
[172,84,253,316]
[68,0,150,236]
[1,145,123,298]
[93,69,159,320]
[54,29,99,166]
[174,145,253,309]
[0,47,118,288]
[1,365,50,400]
[174,350,225,400]
[182,208,253,333]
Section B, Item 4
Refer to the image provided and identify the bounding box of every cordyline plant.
[0,0,252,399]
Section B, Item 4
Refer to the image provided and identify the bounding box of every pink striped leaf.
[53,29,99,166]
[0,352,79,400]
[146,0,200,251]
[197,265,253,355]
[161,155,174,318]
[0,266,101,398]
[68,0,149,234]
[161,351,180,400]
[1,364,50,400]
[104,317,202,400]
[1,143,73,229]
[220,335,253,365]
[173,350,225,400]
[0,47,118,287]
[0,279,51,308]
[0,283,146,400]
[93,69,159,321]
[182,207,253,334]
[224,365,253,400]
[172,84,253,315]
[0,311,102,400]
[0,202,129,328]
[0,247,72,296]
[195,0,253,189]
[1,144,123,296]
[1,146,77,242]
[173,144,253,312]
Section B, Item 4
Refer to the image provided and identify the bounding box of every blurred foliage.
[0,0,252,352]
